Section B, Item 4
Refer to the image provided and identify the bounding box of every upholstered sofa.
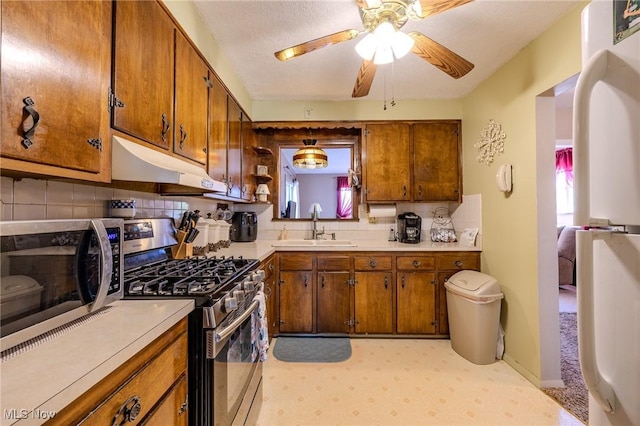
[557,226,578,286]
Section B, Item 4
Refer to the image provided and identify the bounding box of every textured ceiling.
[193,0,580,102]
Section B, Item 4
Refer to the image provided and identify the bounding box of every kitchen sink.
[271,239,356,247]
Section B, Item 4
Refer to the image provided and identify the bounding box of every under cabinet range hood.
[112,136,226,194]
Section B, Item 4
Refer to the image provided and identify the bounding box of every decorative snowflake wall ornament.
[474,119,506,165]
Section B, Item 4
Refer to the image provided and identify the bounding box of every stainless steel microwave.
[0,219,123,351]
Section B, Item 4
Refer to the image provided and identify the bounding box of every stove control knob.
[233,289,245,302]
[224,296,238,312]
[243,280,255,292]
[254,270,266,281]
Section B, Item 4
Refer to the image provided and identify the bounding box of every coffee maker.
[397,212,422,244]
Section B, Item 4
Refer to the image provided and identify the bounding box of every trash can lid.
[445,270,500,296]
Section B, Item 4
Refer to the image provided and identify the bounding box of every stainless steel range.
[122,218,265,426]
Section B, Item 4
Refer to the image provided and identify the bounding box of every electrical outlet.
[304,107,312,119]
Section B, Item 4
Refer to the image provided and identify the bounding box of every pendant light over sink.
[293,132,328,169]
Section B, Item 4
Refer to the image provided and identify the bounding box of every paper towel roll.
[368,204,397,218]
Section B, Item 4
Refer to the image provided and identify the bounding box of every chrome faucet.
[311,213,325,240]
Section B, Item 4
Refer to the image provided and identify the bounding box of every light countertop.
[0,299,193,426]
[212,239,481,262]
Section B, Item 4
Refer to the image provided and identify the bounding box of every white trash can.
[445,270,504,365]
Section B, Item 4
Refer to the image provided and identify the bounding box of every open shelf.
[252,173,273,182]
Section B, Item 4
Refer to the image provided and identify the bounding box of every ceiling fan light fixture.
[373,46,394,64]
[390,29,414,58]
[293,139,329,169]
[355,33,377,61]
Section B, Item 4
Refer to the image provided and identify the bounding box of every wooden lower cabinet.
[260,255,278,339]
[47,318,188,425]
[279,270,313,333]
[397,272,437,334]
[354,271,393,334]
[275,251,480,337]
[317,271,350,333]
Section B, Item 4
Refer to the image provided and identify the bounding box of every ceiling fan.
[274,0,475,98]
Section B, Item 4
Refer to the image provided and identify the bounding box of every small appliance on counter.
[397,212,422,244]
[230,212,258,242]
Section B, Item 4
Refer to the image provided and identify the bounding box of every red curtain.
[336,176,352,219]
[556,147,573,183]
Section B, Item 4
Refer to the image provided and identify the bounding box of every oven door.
[207,297,262,426]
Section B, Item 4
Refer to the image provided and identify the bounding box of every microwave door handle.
[89,219,113,312]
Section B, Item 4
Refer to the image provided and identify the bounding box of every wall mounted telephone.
[496,164,513,192]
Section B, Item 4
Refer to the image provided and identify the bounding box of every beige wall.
[143,0,582,383]
[461,4,585,382]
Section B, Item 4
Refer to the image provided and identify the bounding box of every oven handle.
[215,298,260,344]
[89,219,112,312]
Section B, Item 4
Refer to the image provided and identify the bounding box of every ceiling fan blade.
[274,29,360,61]
[417,0,473,18]
[352,59,377,98]
[409,31,474,79]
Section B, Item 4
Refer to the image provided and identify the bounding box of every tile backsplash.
[0,177,219,222]
[1,177,482,245]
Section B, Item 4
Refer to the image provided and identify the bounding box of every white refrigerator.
[573,0,640,425]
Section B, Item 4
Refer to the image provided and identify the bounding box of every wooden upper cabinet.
[112,0,174,150]
[364,123,411,202]
[242,115,256,201]
[413,122,461,201]
[174,31,208,165]
[1,0,111,179]
[208,75,228,184]
[227,97,242,198]
[363,121,462,203]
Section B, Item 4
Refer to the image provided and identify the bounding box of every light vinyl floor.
[256,338,582,426]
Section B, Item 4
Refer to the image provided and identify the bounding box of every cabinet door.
[227,98,242,198]
[364,123,411,202]
[354,272,393,334]
[413,122,461,201]
[396,272,436,334]
[141,374,188,426]
[1,0,110,175]
[241,116,256,201]
[112,0,174,149]
[437,272,455,335]
[317,272,350,333]
[279,271,313,333]
[261,256,278,339]
[174,31,208,165]
[208,75,228,184]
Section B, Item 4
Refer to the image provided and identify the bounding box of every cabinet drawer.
[354,256,392,271]
[279,254,313,270]
[317,256,350,271]
[77,331,188,425]
[396,256,435,270]
[261,255,276,280]
[437,254,480,271]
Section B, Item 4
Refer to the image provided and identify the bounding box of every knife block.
[171,230,193,259]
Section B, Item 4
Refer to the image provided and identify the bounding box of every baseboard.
[540,379,566,388]
[502,353,542,388]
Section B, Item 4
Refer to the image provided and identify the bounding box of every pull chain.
[383,65,387,110]
[391,60,396,107]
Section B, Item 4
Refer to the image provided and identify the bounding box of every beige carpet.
[542,312,588,424]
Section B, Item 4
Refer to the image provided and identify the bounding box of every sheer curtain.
[336,176,352,219]
[555,147,573,215]
[285,177,300,218]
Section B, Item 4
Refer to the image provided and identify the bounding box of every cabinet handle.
[269,264,274,271]
[384,275,389,289]
[264,284,272,297]
[20,97,40,149]
[369,259,377,269]
[402,185,407,198]
[455,260,463,267]
[161,113,171,142]
[412,260,421,268]
[304,274,309,288]
[179,124,187,149]
[112,395,141,426]
[321,275,326,289]
[401,275,405,288]
[418,185,423,198]
[178,395,188,415]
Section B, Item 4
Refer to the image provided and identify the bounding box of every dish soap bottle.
[279,225,288,240]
